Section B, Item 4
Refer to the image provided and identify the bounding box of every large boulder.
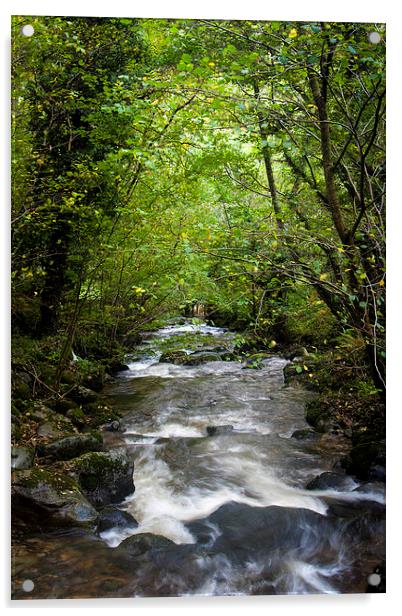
[71,449,134,507]
[11,446,35,470]
[12,468,98,526]
[38,432,103,461]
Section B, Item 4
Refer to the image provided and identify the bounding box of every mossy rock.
[27,402,54,423]
[159,350,190,364]
[11,467,98,526]
[71,450,134,507]
[69,385,98,405]
[51,397,80,415]
[183,351,223,365]
[37,413,77,440]
[11,446,35,470]
[37,432,103,461]
[80,402,122,428]
[342,441,386,481]
[60,369,78,386]
[12,381,32,402]
[305,399,331,432]
[66,407,87,427]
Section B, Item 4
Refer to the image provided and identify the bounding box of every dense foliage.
[12,17,385,392]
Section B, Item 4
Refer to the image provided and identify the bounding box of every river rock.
[96,506,138,533]
[305,399,332,432]
[11,468,98,526]
[11,446,35,470]
[186,502,333,565]
[117,533,175,560]
[341,441,385,481]
[37,412,77,439]
[69,385,98,404]
[38,432,103,461]
[159,350,189,364]
[183,351,223,365]
[52,397,80,415]
[28,402,54,422]
[71,449,134,507]
[103,420,121,432]
[305,471,355,491]
[291,428,317,441]
[206,425,234,436]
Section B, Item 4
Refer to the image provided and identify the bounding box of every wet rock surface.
[11,446,35,470]
[71,449,135,507]
[38,433,103,461]
[96,506,138,533]
[12,468,98,526]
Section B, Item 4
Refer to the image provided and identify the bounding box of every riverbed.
[12,321,385,598]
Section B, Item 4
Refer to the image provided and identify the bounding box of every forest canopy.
[11,17,385,392]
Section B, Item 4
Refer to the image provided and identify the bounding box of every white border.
[2,1,401,614]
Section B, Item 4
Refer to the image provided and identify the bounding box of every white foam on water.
[285,560,342,594]
[138,423,205,439]
[112,445,335,548]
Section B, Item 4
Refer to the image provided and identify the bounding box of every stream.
[12,321,385,599]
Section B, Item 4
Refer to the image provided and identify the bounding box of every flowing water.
[12,321,385,599]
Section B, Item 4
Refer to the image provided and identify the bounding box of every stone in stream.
[291,428,317,441]
[11,468,98,526]
[182,351,223,365]
[206,425,234,436]
[159,350,190,364]
[96,506,138,533]
[38,432,103,461]
[117,533,176,560]
[71,449,134,507]
[186,502,335,566]
[305,471,355,491]
[103,420,121,432]
[11,446,35,470]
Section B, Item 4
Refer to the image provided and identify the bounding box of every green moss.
[305,399,330,432]
[14,467,80,493]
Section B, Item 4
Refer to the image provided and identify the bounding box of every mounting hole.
[22,579,34,592]
[368,32,381,44]
[367,573,381,586]
[21,24,35,37]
